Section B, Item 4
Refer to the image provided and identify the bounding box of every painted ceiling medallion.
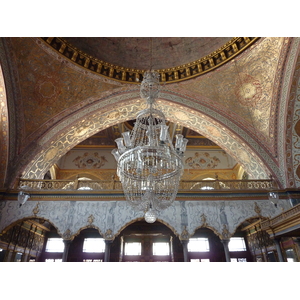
[235,73,262,107]
[40,37,259,84]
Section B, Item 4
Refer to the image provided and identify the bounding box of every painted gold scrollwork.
[200,213,208,227]
[62,229,73,240]
[180,226,190,240]
[104,229,114,240]
[221,224,230,239]
[87,214,94,225]
[254,202,262,216]
[32,202,40,216]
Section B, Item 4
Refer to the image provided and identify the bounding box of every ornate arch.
[13,91,278,185]
[0,216,60,236]
[70,224,104,241]
[189,224,222,240]
[113,217,180,239]
[230,216,265,236]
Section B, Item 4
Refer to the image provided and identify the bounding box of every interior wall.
[0,199,291,242]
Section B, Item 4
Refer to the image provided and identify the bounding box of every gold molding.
[261,203,300,236]
[40,37,259,84]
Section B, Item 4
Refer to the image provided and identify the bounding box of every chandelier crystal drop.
[112,70,188,223]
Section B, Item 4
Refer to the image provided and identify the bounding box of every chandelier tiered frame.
[112,71,188,222]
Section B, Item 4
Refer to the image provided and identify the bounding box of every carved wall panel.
[0,199,291,242]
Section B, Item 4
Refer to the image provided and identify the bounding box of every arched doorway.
[110,220,183,262]
[0,218,56,262]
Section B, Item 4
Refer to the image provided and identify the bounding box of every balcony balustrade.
[18,178,276,192]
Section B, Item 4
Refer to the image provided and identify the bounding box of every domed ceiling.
[2,36,293,186]
[43,37,258,83]
[63,37,232,70]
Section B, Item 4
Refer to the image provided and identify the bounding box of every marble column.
[221,239,231,262]
[104,240,113,262]
[181,240,189,262]
[273,238,284,262]
[62,239,72,262]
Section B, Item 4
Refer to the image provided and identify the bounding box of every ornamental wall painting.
[72,152,108,169]
[185,152,219,169]
[58,150,111,169]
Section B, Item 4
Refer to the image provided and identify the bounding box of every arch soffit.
[70,225,104,240]
[20,91,271,181]
[189,224,223,240]
[113,217,180,239]
[231,216,269,238]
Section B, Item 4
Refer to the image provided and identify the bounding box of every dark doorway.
[110,220,184,262]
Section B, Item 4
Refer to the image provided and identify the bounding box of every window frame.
[187,237,210,252]
[228,237,247,252]
[124,242,142,256]
[45,238,65,253]
[82,238,105,253]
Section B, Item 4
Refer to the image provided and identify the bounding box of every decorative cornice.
[40,37,259,84]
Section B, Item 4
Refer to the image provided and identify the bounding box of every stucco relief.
[0,199,291,240]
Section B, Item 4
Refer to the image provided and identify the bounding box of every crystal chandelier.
[111,70,188,223]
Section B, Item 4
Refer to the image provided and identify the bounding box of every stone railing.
[261,203,300,230]
[18,178,276,192]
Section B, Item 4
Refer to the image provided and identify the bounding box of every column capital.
[220,239,230,245]
[104,239,114,245]
[63,239,72,245]
[180,239,189,246]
